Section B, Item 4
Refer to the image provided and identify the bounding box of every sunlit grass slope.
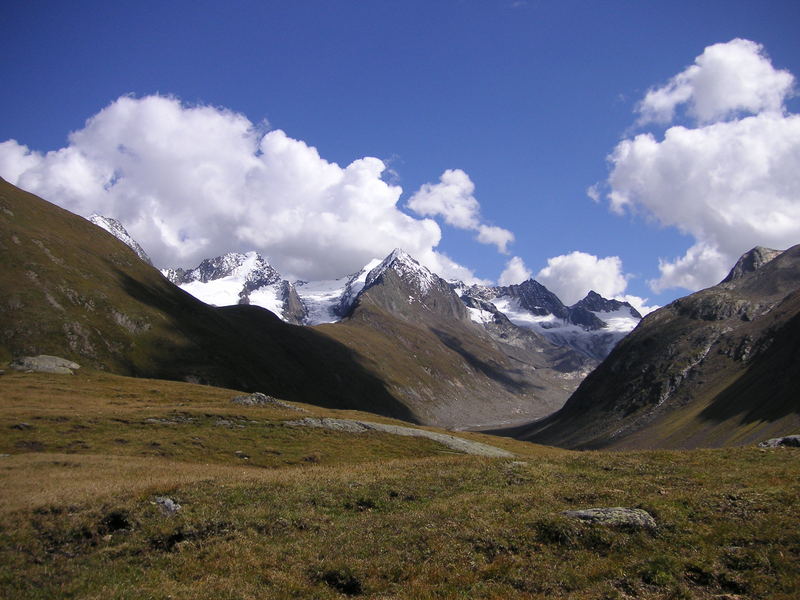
[1,371,798,599]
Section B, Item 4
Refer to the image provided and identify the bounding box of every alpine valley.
[2,177,800,599]
[2,175,798,442]
[105,207,643,428]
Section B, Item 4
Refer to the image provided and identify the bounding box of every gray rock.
[758,435,800,448]
[231,392,307,412]
[154,496,181,515]
[9,355,80,375]
[285,417,515,458]
[562,507,656,529]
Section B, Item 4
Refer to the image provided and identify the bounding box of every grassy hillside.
[0,178,416,420]
[320,301,581,430]
[520,246,800,450]
[2,370,799,599]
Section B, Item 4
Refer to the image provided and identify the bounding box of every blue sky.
[2,1,799,310]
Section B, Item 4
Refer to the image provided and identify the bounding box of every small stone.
[10,423,33,430]
[231,392,307,412]
[154,496,181,515]
[562,507,656,529]
[758,435,800,448]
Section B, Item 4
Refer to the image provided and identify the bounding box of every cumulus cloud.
[647,243,730,294]
[619,295,660,317]
[602,39,800,293]
[637,38,794,125]
[0,95,490,283]
[498,256,532,286]
[535,251,629,306]
[532,251,659,313]
[407,168,514,253]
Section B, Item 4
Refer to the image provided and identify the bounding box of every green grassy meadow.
[1,370,798,599]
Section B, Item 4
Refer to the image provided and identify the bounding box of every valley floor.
[1,371,798,599]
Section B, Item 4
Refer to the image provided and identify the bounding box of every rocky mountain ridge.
[159,243,641,361]
[458,280,641,360]
[517,244,800,449]
[2,182,592,430]
[87,214,152,265]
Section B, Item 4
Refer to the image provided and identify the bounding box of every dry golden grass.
[1,370,799,599]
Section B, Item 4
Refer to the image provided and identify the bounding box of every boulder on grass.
[231,392,307,412]
[562,507,656,529]
[10,355,80,375]
[758,435,800,448]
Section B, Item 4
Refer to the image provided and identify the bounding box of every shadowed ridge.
[515,244,800,450]
[0,178,416,421]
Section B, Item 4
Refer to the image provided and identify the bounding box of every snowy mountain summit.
[162,252,306,323]
[163,246,641,359]
[459,281,641,360]
[365,249,437,294]
[88,214,152,265]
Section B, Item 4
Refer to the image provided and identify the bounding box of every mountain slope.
[88,214,153,265]
[317,251,593,429]
[0,179,589,428]
[520,245,800,449]
[0,177,414,420]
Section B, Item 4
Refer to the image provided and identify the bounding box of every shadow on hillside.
[699,309,800,425]
[112,268,418,423]
[430,327,533,393]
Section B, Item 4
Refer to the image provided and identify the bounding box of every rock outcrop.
[285,417,515,457]
[758,435,800,448]
[10,355,80,374]
[562,507,656,529]
[231,392,307,412]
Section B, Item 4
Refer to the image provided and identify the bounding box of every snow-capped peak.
[162,251,298,319]
[365,248,437,294]
[571,290,642,319]
[171,251,280,286]
[88,214,152,265]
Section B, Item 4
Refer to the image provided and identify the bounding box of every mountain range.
[161,247,642,362]
[2,176,797,446]
[1,178,612,429]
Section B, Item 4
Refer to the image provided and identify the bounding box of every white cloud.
[407,169,478,229]
[637,38,795,125]
[536,251,629,306]
[407,168,514,253]
[0,95,489,283]
[609,112,800,291]
[477,225,514,254]
[604,39,800,293]
[498,256,532,286]
[647,243,731,294]
[619,295,660,317]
